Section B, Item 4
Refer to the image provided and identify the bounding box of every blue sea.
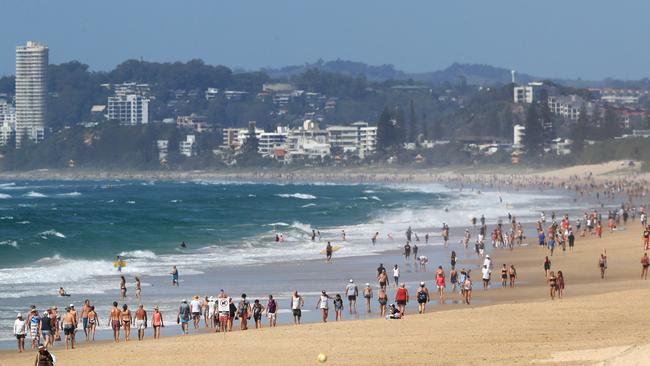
[0,179,578,341]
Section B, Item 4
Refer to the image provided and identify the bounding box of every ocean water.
[0,179,580,341]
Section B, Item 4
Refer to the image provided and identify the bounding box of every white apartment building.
[258,127,288,156]
[513,82,544,104]
[547,95,585,121]
[326,121,378,158]
[15,41,48,146]
[179,135,196,157]
[513,124,525,149]
[156,140,169,162]
[107,94,149,125]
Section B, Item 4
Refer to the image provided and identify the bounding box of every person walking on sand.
[109,302,121,343]
[548,271,557,300]
[120,304,132,342]
[395,283,409,316]
[463,273,472,305]
[416,282,430,314]
[435,266,446,302]
[152,306,163,339]
[13,313,27,353]
[177,299,190,335]
[87,306,98,342]
[363,283,373,313]
[80,299,91,342]
[290,291,304,325]
[190,295,202,330]
[544,256,551,277]
[377,287,388,316]
[481,265,490,289]
[266,295,278,327]
[252,299,264,329]
[237,294,251,330]
[134,304,147,341]
[316,291,332,322]
[556,271,565,299]
[334,294,344,321]
[345,279,359,314]
[599,251,608,279]
[170,266,179,286]
[62,307,76,349]
[393,265,400,287]
[642,253,650,280]
[378,269,389,290]
[509,265,517,287]
[119,276,127,299]
[404,242,411,261]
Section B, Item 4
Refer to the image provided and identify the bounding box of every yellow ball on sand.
[317,353,328,363]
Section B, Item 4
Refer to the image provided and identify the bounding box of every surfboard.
[113,261,127,268]
[320,246,342,254]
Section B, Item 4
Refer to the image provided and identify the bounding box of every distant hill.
[259,59,648,88]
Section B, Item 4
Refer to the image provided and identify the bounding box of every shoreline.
[0,160,648,184]
[3,224,648,365]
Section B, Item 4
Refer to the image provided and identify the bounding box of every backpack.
[417,290,427,302]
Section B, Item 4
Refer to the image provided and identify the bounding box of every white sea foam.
[0,182,15,188]
[118,250,157,259]
[0,216,13,220]
[126,200,136,204]
[39,230,66,239]
[0,240,18,248]
[276,193,317,200]
[301,203,316,208]
[17,221,30,224]
[248,194,256,197]
[24,191,47,198]
[56,192,82,197]
[267,222,289,226]
[0,193,11,199]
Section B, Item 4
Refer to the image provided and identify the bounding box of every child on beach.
[334,294,344,321]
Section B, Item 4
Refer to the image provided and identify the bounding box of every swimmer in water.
[180,241,187,248]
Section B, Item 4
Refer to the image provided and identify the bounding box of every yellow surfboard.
[320,246,342,255]
[113,261,127,268]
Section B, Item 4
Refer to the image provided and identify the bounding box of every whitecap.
[126,201,136,204]
[0,216,13,220]
[370,196,382,201]
[276,193,316,200]
[118,250,157,259]
[0,193,11,199]
[0,240,18,248]
[266,222,290,226]
[301,203,316,208]
[39,230,66,239]
[248,194,256,197]
[24,191,46,198]
[56,192,82,197]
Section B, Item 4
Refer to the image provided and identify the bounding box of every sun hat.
[16,313,22,318]
[365,283,370,286]
[349,279,353,283]
[420,281,425,286]
[69,303,74,307]
[182,299,187,303]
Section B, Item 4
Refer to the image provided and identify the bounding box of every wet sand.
[4,218,648,365]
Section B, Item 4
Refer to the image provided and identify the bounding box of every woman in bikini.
[120,276,127,300]
[509,265,517,287]
[556,271,565,299]
[87,306,98,342]
[548,271,557,300]
[121,304,132,341]
[435,266,445,302]
[500,264,508,287]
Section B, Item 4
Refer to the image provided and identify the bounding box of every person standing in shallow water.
[170,266,179,286]
[325,242,333,263]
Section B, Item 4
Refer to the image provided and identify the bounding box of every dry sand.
[4,220,650,365]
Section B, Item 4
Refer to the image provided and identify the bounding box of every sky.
[1,0,649,80]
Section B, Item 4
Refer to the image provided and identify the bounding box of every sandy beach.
[4,210,649,365]
[0,160,648,185]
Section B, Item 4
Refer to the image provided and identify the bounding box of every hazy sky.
[1,0,649,80]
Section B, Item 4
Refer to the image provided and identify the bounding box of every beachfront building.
[547,95,589,121]
[513,82,544,104]
[513,124,525,151]
[15,41,48,147]
[179,135,196,157]
[326,121,378,158]
[107,83,150,125]
[156,140,169,163]
[176,114,210,132]
[258,127,288,156]
[0,99,16,145]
